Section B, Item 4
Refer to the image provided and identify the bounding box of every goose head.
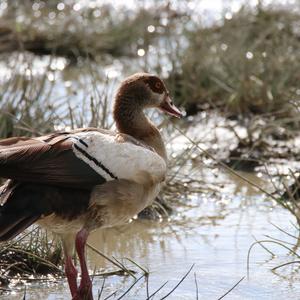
[142,73,182,118]
[114,73,182,119]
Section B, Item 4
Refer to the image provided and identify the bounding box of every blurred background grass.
[0,0,299,136]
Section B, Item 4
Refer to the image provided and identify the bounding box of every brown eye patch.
[144,76,165,94]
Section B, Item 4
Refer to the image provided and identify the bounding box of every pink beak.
[159,96,182,118]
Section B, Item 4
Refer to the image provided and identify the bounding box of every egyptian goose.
[0,73,182,300]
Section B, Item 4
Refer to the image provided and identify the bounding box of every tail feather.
[0,180,91,242]
[0,181,43,242]
[0,214,39,241]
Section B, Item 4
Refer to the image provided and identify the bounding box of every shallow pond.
[2,171,299,300]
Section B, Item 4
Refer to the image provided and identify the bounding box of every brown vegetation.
[170,6,300,120]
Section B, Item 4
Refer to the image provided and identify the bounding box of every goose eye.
[155,82,162,89]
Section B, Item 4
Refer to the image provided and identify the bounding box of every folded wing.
[0,132,106,189]
[0,129,167,189]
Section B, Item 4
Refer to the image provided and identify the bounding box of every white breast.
[71,131,166,184]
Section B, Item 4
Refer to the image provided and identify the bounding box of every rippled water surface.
[2,171,299,300]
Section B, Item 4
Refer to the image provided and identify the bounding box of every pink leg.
[65,255,78,298]
[73,228,93,300]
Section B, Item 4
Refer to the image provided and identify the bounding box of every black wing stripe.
[73,144,118,180]
[78,138,89,148]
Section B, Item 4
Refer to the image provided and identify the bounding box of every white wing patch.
[71,131,166,184]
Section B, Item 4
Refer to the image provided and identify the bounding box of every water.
[2,172,299,299]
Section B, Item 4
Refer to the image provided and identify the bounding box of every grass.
[0,226,139,285]
[162,4,300,173]
[0,52,114,138]
[0,227,63,282]
[247,223,300,277]
[169,5,300,120]
[277,169,300,224]
[0,2,163,60]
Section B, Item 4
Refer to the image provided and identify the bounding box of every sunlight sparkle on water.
[64,81,72,87]
[54,125,72,131]
[93,9,101,17]
[246,51,254,59]
[137,49,145,56]
[34,11,41,18]
[225,12,232,19]
[57,3,65,11]
[147,25,155,33]
[32,2,40,11]
[0,1,7,11]
[221,43,228,51]
[50,58,67,71]
[47,73,55,81]
[25,69,31,77]
[48,12,56,20]
[104,64,121,79]
[73,3,81,11]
